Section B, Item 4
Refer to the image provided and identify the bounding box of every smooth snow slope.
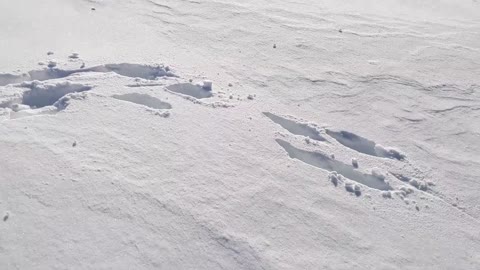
[1,0,480,269]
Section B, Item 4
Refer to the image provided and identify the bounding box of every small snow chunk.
[345,182,361,196]
[3,212,9,221]
[371,168,386,181]
[382,191,392,198]
[11,103,30,112]
[330,154,335,160]
[47,51,54,55]
[393,190,407,199]
[228,83,233,87]
[153,110,170,118]
[91,7,96,11]
[69,52,80,59]
[353,184,361,196]
[409,179,428,190]
[418,181,428,191]
[202,80,213,91]
[247,94,254,100]
[72,141,77,147]
[352,158,358,168]
[374,144,406,160]
[328,171,341,187]
[400,186,414,195]
[38,61,45,66]
[409,179,419,187]
[47,60,57,68]
[345,182,355,192]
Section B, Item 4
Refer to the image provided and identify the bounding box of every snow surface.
[1,0,480,269]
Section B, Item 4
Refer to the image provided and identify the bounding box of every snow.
[202,80,213,91]
[1,0,480,269]
[352,158,359,168]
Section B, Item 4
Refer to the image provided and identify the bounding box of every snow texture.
[1,0,480,269]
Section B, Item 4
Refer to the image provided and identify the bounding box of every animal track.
[276,139,392,191]
[112,93,172,110]
[90,63,175,80]
[166,83,213,99]
[263,112,436,200]
[21,81,92,108]
[0,63,176,86]
[263,112,326,141]
[0,80,91,120]
[326,129,406,160]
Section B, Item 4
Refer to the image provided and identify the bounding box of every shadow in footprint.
[0,81,92,120]
[264,112,326,141]
[89,63,173,80]
[276,139,392,191]
[166,83,212,99]
[112,93,172,110]
[326,129,405,160]
[21,81,92,108]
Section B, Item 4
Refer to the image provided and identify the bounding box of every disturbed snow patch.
[326,129,406,160]
[264,112,430,197]
[0,63,176,86]
[276,139,392,191]
[0,80,92,120]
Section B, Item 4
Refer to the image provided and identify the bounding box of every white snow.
[1,0,480,269]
